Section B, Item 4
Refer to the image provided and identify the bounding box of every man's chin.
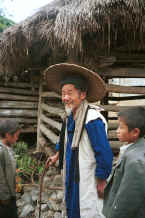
[65,106,72,116]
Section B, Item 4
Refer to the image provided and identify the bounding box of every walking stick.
[38,158,50,218]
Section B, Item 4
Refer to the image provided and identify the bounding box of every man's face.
[61,84,86,115]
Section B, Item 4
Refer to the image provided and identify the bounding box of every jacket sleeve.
[85,118,113,180]
[56,142,60,151]
[109,157,145,218]
[0,146,16,199]
[3,147,16,197]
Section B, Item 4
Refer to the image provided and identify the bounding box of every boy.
[0,120,21,218]
[103,106,145,218]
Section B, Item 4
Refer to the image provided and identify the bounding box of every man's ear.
[80,91,86,100]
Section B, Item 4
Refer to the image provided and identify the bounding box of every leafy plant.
[14,141,45,184]
[0,15,15,32]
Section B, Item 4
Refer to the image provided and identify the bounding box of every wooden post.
[37,79,43,150]
[101,77,109,121]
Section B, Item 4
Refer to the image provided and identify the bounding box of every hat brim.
[44,63,106,102]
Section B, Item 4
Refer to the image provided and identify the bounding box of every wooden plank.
[0,101,38,109]
[0,81,39,89]
[106,84,145,94]
[109,141,123,149]
[108,130,117,139]
[41,114,61,131]
[37,82,42,148]
[100,105,145,112]
[0,117,37,124]
[40,123,59,144]
[21,127,37,133]
[41,103,64,117]
[41,91,61,99]
[101,68,145,78]
[0,93,38,102]
[108,122,118,130]
[0,87,38,96]
[0,109,37,117]
[108,95,145,101]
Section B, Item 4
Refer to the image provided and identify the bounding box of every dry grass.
[0,0,145,75]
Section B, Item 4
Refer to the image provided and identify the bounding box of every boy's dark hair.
[0,120,20,138]
[118,106,145,137]
[60,75,88,92]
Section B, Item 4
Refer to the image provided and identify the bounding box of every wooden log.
[108,122,118,130]
[100,105,145,112]
[37,82,42,148]
[21,127,37,133]
[0,93,38,102]
[40,123,59,144]
[108,130,117,139]
[108,117,118,120]
[109,141,123,149]
[41,114,61,131]
[106,84,145,94]
[0,109,37,117]
[41,103,64,117]
[0,82,39,89]
[41,91,61,99]
[0,101,38,109]
[0,87,38,96]
[0,117,37,124]
[108,95,145,101]
[101,68,145,78]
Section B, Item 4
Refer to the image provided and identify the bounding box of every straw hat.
[44,63,106,102]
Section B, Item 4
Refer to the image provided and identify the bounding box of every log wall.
[37,66,145,155]
[37,83,63,151]
[101,67,145,153]
[0,81,39,132]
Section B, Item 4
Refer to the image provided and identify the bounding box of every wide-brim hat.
[44,63,106,102]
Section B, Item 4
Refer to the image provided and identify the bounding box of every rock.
[53,175,62,186]
[19,204,35,217]
[54,212,62,218]
[56,191,63,202]
[47,199,61,211]
[21,192,33,205]
[31,188,39,202]
[41,203,49,212]
[17,168,63,218]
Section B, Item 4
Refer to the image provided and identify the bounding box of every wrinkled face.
[61,84,86,115]
[116,117,139,143]
[6,130,20,146]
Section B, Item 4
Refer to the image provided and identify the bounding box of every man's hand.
[97,178,106,199]
[45,152,59,168]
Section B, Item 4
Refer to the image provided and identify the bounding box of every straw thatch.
[0,0,145,75]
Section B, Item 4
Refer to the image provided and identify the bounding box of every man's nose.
[63,94,69,101]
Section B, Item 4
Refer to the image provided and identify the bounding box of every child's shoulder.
[125,145,145,166]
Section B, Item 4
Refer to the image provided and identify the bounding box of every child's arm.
[109,158,145,218]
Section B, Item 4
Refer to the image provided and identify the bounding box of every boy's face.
[5,130,20,146]
[116,117,140,143]
[61,84,86,115]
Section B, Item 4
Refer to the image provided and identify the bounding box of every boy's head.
[117,106,145,143]
[0,120,21,146]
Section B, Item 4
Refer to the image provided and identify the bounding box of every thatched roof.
[0,0,145,75]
